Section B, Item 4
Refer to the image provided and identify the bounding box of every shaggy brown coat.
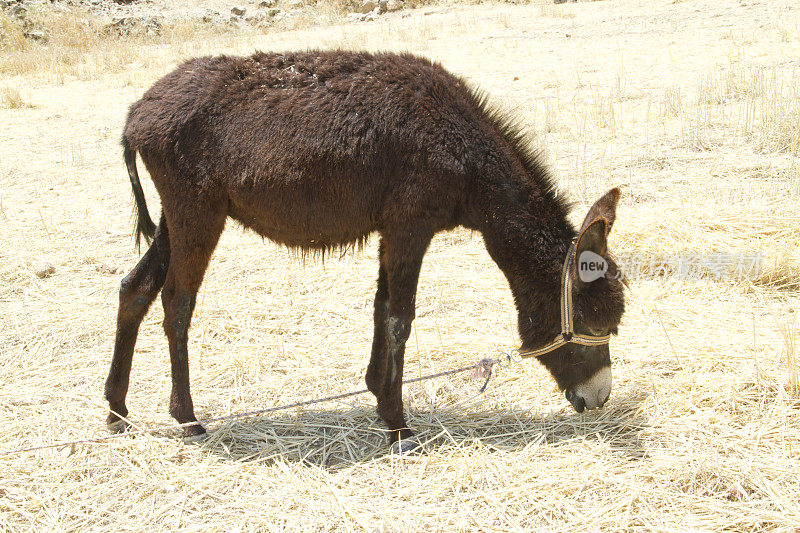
[105,51,625,446]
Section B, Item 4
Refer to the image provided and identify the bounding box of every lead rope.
[0,240,610,458]
[0,363,487,458]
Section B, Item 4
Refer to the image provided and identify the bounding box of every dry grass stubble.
[1,0,799,530]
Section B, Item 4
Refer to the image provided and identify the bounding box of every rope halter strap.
[520,239,611,359]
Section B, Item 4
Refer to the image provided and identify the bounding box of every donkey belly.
[226,169,382,249]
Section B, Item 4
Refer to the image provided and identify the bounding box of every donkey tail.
[122,136,157,249]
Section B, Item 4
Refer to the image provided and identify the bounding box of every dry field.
[2,0,800,530]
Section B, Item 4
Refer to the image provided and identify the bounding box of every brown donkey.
[106,51,625,451]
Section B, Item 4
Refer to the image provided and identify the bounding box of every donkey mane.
[465,88,568,213]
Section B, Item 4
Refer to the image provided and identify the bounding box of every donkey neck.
[471,164,576,322]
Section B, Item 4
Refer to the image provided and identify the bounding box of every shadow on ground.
[193,392,650,469]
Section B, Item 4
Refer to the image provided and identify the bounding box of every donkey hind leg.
[365,242,389,396]
[373,229,433,451]
[160,212,226,442]
[105,218,170,433]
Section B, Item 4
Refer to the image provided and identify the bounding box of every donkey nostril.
[566,389,586,413]
[597,391,610,408]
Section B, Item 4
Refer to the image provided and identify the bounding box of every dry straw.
[1,0,800,530]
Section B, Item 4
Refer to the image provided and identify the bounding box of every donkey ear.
[579,187,621,235]
[573,218,609,286]
[575,217,608,258]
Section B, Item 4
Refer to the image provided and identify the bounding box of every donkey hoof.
[182,433,208,445]
[390,438,421,455]
[107,418,130,434]
[182,425,207,445]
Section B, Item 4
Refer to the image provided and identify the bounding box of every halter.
[519,238,611,359]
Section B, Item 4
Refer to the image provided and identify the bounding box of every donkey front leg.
[373,230,432,452]
[365,243,389,396]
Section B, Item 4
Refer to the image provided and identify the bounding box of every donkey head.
[531,188,625,412]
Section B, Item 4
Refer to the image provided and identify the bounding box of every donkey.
[105,51,625,452]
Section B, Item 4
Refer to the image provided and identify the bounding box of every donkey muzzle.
[566,366,612,412]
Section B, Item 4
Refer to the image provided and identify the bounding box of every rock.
[0,0,9,9]
[201,9,221,22]
[286,0,303,7]
[23,29,48,42]
[107,17,126,31]
[375,1,387,14]
[358,0,376,13]
[33,261,55,279]
[142,16,163,34]
[385,0,402,11]
[8,4,27,19]
[231,5,246,16]
[106,16,163,36]
[257,0,276,7]
[346,12,365,22]
[266,7,280,16]
[95,263,120,275]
